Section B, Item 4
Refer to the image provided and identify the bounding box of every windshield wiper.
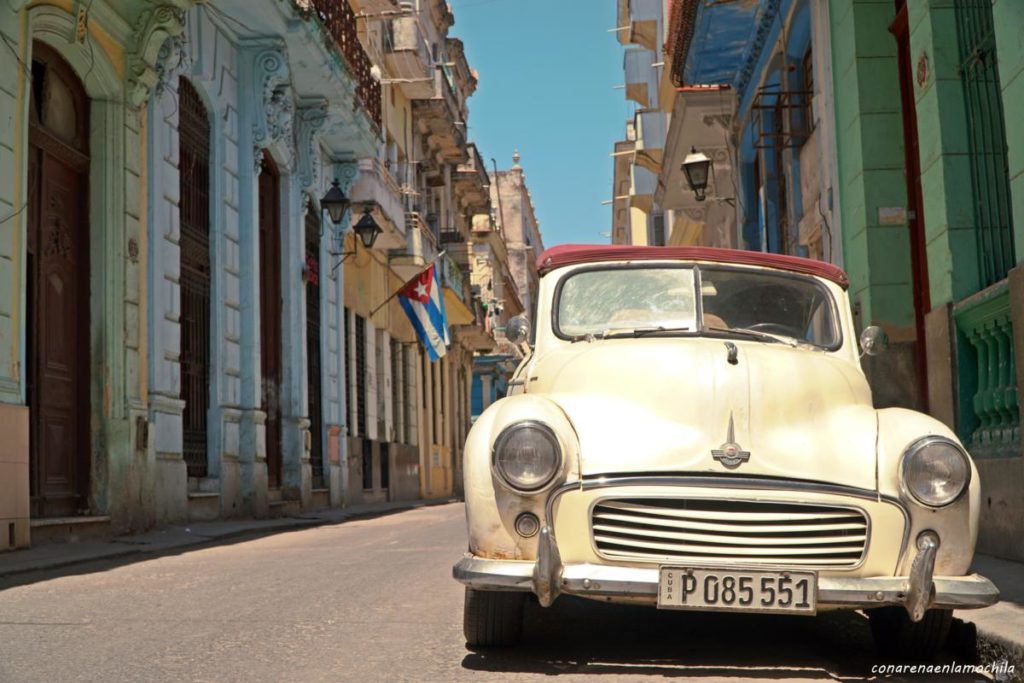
[601,325,691,339]
[703,326,798,347]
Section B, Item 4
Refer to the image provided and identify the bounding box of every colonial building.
[664,0,1024,563]
[611,0,667,246]
[0,0,495,551]
[0,0,201,546]
[346,0,489,501]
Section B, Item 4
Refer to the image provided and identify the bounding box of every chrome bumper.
[453,526,999,618]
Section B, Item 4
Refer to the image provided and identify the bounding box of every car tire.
[868,606,953,661]
[463,588,526,647]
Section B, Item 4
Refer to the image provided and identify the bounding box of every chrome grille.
[591,498,868,567]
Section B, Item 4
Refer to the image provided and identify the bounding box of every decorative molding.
[734,0,781,101]
[153,33,188,100]
[296,99,329,194]
[683,208,707,222]
[251,47,294,173]
[701,114,734,131]
[126,5,186,108]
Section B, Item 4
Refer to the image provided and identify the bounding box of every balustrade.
[955,283,1020,457]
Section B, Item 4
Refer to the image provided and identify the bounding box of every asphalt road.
[0,503,994,682]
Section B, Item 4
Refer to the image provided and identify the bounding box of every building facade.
[0,0,496,551]
[665,0,1024,562]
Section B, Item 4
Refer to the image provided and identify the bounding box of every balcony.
[630,162,657,213]
[349,158,406,250]
[412,67,468,165]
[634,110,668,174]
[305,0,383,130]
[384,10,434,99]
[453,143,490,219]
[624,48,658,108]
[617,0,661,50]
[349,0,398,13]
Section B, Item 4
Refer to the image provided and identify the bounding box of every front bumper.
[452,527,999,618]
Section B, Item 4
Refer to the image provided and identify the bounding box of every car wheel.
[868,606,953,661]
[463,587,526,647]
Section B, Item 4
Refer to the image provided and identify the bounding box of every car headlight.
[901,437,971,507]
[492,421,562,492]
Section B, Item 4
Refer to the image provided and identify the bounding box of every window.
[801,48,815,135]
[700,267,840,349]
[355,314,367,437]
[556,267,697,337]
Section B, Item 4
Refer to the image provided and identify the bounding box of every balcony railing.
[305,0,382,130]
[954,281,1020,458]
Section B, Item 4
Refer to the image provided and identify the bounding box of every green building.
[831,0,1024,561]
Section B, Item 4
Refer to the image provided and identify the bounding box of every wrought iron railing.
[954,281,1020,457]
[303,0,382,131]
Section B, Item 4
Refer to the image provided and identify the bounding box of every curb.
[0,498,458,580]
[976,627,1024,682]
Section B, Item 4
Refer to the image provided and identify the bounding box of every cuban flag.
[398,263,450,361]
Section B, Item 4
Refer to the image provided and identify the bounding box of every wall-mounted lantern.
[682,147,712,202]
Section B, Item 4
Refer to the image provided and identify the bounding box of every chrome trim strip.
[451,555,999,610]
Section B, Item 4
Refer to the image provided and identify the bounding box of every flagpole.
[368,250,446,318]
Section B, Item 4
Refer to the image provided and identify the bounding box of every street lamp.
[682,147,712,202]
[320,179,351,225]
[352,205,383,249]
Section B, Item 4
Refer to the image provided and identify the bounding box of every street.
[0,503,996,682]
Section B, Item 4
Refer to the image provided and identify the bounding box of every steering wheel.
[745,322,804,339]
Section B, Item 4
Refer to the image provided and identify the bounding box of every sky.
[448,0,629,248]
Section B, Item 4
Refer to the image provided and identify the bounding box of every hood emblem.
[712,413,750,469]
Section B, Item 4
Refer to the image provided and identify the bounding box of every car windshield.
[555,265,839,348]
[556,267,698,338]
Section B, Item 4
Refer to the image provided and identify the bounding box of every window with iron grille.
[344,308,352,433]
[355,314,367,437]
[391,338,402,443]
[404,345,416,445]
[955,0,1015,288]
[361,439,373,490]
[305,210,324,489]
[178,77,211,480]
[801,48,815,135]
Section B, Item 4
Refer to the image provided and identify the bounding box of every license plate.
[658,567,817,614]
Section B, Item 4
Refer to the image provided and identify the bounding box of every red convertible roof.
[536,245,849,289]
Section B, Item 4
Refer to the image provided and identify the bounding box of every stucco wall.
[829,0,920,409]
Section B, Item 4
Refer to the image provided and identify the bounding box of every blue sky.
[449,0,629,248]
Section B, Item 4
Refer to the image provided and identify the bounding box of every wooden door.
[891,2,930,408]
[27,43,91,518]
[258,152,283,488]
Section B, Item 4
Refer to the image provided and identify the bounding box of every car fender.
[463,394,580,560]
[875,407,979,575]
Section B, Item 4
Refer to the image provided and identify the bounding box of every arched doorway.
[258,151,283,488]
[27,42,91,518]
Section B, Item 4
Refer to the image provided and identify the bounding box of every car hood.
[531,338,878,491]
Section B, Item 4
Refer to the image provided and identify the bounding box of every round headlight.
[492,421,562,492]
[901,437,971,507]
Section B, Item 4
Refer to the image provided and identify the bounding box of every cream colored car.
[453,245,997,659]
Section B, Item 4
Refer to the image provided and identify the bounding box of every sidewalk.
[0,497,458,579]
[964,554,1024,677]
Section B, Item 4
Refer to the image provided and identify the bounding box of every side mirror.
[505,316,531,345]
[859,325,889,357]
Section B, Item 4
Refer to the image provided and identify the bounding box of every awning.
[443,287,476,326]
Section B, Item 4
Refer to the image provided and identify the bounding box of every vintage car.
[453,244,998,659]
